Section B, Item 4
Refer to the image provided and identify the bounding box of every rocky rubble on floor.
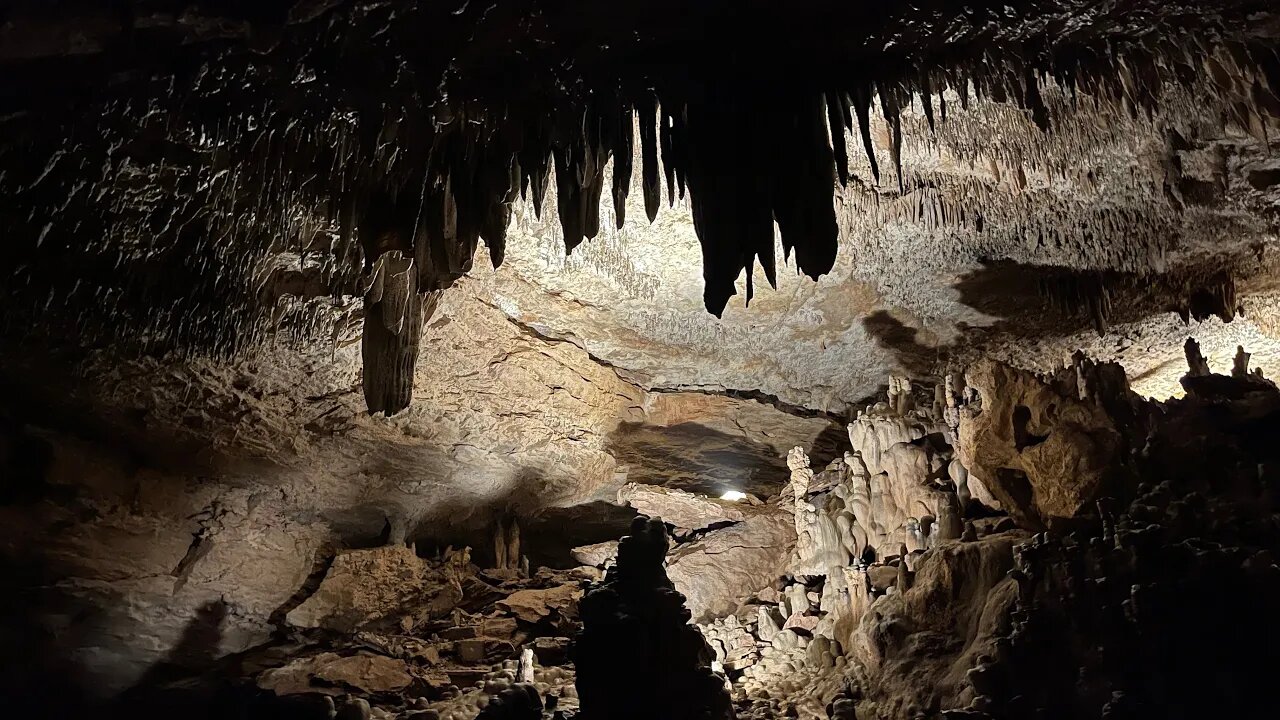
[116,540,590,720]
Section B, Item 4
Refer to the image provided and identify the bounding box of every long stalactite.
[2,1,1278,413]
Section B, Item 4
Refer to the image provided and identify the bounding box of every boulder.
[456,639,487,664]
[666,510,796,622]
[958,357,1137,528]
[286,546,463,633]
[570,540,619,567]
[258,653,344,696]
[617,483,749,532]
[532,636,571,666]
[315,653,414,693]
[496,584,582,624]
[258,652,413,695]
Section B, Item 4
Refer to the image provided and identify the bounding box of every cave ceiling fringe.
[1,1,1278,414]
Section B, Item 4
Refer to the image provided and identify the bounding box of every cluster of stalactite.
[1,1,1278,413]
[1036,267,1240,335]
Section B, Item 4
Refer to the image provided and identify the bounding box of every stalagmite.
[936,492,964,543]
[517,646,536,684]
[1233,345,1251,378]
[896,544,912,591]
[1184,338,1212,377]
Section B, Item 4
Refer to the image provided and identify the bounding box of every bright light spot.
[720,490,747,502]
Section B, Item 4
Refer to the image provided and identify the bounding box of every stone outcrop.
[847,533,1024,717]
[957,354,1140,529]
[618,482,750,534]
[286,546,464,634]
[940,360,1280,720]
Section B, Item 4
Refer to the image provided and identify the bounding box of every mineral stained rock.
[957,355,1139,529]
[788,387,959,578]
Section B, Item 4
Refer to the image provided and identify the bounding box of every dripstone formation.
[3,1,1278,415]
[938,350,1280,720]
[3,2,1280,719]
[572,516,734,720]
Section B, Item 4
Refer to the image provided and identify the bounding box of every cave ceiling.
[3,0,1280,517]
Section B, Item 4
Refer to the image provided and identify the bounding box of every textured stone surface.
[286,546,462,634]
[314,653,414,694]
[957,356,1136,528]
[848,533,1024,715]
[1,4,1279,719]
[570,541,619,568]
[495,585,583,625]
[617,483,749,532]
[666,510,796,622]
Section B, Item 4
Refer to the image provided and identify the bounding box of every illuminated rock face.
[2,3,1280,719]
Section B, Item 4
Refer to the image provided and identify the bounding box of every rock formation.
[666,510,795,621]
[286,546,465,634]
[957,354,1141,529]
[939,348,1280,720]
[2,2,1280,719]
[573,516,734,720]
[617,483,749,536]
[788,388,961,578]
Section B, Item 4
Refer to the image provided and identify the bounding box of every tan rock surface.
[849,532,1026,715]
[666,510,796,622]
[570,540,619,567]
[957,357,1134,528]
[495,585,583,624]
[617,483,749,532]
[314,653,414,693]
[286,546,462,633]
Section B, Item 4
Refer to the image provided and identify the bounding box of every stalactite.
[851,84,881,184]
[612,101,634,229]
[638,94,662,223]
[826,91,850,188]
[4,0,1277,417]
[361,253,432,415]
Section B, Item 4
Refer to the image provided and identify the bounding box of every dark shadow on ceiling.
[605,421,791,498]
[807,422,849,470]
[862,258,1239,388]
[861,309,944,378]
[953,259,1240,339]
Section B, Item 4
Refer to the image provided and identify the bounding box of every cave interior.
[3,1,1280,719]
